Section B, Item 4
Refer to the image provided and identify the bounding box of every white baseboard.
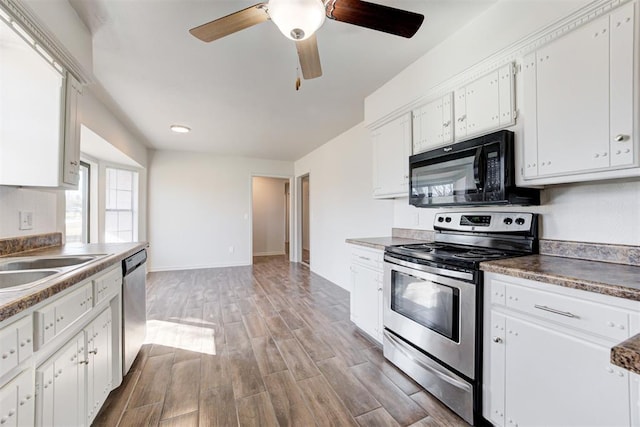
[148,261,250,272]
[253,251,286,257]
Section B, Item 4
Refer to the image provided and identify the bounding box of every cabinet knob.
[614,134,628,142]
[492,337,503,343]
[594,153,600,158]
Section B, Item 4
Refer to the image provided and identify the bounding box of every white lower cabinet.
[349,245,384,343]
[0,264,123,427]
[86,309,112,424]
[37,307,113,427]
[483,272,640,427]
[37,332,85,427]
[0,369,34,427]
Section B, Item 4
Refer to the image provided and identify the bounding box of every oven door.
[383,258,477,379]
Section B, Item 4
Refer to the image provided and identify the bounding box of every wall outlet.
[19,211,34,230]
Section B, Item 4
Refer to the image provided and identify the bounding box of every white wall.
[148,151,293,271]
[393,178,640,245]
[294,123,394,290]
[252,177,287,256]
[0,187,62,238]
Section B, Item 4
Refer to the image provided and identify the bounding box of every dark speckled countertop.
[345,237,430,250]
[0,242,147,322]
[480,255,640,301]
[480,255,640,375]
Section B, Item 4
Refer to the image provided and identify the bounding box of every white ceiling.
[70,0,496,161]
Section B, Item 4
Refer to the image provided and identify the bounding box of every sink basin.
[0,270,59,290]
[0,256,97,271]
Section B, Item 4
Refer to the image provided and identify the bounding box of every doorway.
[251,176,291,261]
[301,175,310,266]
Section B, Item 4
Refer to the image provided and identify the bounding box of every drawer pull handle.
[359,256,371,261]
[534,304,579,318]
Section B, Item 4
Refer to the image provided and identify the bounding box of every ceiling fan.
[189,0,424,80]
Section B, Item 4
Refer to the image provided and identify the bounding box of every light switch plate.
[19,211,34,230]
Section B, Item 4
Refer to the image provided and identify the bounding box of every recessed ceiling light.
[170,125,191,133]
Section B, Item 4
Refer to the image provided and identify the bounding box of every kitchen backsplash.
[0,187,61,238]
[0,232,62,256]
[540,240,640,267]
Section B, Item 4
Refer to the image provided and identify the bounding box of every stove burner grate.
[452,249,507,260]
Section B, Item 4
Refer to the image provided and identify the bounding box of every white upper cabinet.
[0,16,81,189]
[412,93,453,154]
[62,74,82,187]
[522,2,636,183]
[454,63,515,141]
[372,113,412,198]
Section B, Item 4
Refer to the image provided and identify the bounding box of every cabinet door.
[15,370,34,427]
[37,332,86,427]
[86,309,112,424]
[62,73,82,187]
[484,311,506,427]
[535,15,610,176]
[454,89,467,138]
[413,94,454,154]
[522,53,539,178]
[351,263,382,342]
[609,2,635,167]
[464,71,500,136]
[372,113,411,198]
[505,316,630,427]
[0,19,64,187]
[0,379,17,427]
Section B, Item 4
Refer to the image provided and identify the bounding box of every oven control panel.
[434,212,535,233]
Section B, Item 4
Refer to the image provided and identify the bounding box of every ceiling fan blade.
[189,3,269,42]
[325,0,424,38]
[296,35,323,80]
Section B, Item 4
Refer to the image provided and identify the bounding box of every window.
[105,167,138,243]
[65,162,90,243]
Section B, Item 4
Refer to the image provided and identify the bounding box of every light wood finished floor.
[93,256,469,427]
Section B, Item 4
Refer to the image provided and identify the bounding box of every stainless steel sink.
[0,254,106,292]
[0,270,59,290]
[0,256,96,271]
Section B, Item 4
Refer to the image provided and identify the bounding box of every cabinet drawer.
[35,282,93,348]
[94,267,121,305]
[0,327,18,378]
[0,317,33,377]
[351,247,384,272]
[504,283,630,341]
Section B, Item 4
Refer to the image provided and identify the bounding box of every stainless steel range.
[383,212,538,425]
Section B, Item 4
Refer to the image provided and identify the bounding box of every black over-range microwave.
[409,130,540,207]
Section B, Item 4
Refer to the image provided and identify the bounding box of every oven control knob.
[445,217,452,223]
[515,218,525,225]
[437,217,444,222]
[503,217,513,225]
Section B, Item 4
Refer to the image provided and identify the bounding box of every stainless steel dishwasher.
[122,249,147,375]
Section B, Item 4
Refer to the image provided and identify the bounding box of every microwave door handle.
[473,147,484,190]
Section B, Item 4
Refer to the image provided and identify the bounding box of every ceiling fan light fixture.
[268,0,326,41]
[170,124,191,133]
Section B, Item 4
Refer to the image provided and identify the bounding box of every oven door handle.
[385,331,472,391]
[473,147,484,190]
